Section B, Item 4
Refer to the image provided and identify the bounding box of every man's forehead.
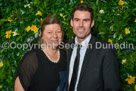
[73,10,91,18]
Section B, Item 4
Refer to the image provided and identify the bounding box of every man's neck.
[76,34,91,43]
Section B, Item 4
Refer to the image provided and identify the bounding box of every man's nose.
[79,20,84,26]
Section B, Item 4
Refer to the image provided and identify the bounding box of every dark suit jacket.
[66,36,122,91]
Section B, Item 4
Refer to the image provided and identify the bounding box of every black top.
[16,49,67,91]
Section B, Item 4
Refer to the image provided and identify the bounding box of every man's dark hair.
[71,3,93,22]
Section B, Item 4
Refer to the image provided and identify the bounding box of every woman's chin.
[47,43,58,49]
[53,44,59,49]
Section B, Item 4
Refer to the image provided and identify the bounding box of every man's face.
[71,10,94,43]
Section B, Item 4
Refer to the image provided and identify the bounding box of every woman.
[14,15,66,91]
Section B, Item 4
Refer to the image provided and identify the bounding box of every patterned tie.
[69,44,81,91]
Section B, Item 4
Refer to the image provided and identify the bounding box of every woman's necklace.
[42,48,60,63]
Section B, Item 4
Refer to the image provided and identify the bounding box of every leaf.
[16,36,22,41]
[113,33,117,39]
[0,19,8,26]
[118,34,123,40]
[99,32,105,35]
[109,25,114,31]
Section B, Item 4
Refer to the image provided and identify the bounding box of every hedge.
[0,0,136,90]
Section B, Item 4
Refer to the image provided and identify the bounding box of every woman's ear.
[40,32,41,36]
[40,31,43,38]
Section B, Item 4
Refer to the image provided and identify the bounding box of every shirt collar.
[75,33,91,47]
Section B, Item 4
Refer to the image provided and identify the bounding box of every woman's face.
[41,24,62,49]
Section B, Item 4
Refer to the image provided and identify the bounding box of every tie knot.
[77,44,82,51]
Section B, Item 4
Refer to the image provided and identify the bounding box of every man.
[66,3,122,91]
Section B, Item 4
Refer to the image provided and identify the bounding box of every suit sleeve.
[102,48,122,91]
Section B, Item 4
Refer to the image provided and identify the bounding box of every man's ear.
[70,19,73,27]
[91,20,94,28]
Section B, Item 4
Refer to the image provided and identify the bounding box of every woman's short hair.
[40,15,62,44]
[40,15,62,37]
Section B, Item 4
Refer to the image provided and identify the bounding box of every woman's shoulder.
[25,49,41,56]
[18,49,40,73]
[60,49,66,54]
[60,49,66,57]
[21,49,42,62]
[59,49,67,66]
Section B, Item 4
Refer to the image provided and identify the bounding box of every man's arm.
[103,48,122,91]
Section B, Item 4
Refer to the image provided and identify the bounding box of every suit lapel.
[78,36,96,87]
[67,39,75,66]
[66,39,75,88]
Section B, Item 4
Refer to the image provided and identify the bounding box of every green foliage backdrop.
[0,0,136,90]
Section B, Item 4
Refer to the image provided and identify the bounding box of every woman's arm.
[14,76,25,91]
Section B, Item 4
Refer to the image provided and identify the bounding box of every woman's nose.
[53,32,58,38]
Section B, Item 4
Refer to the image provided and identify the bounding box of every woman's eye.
[57,31,62,33]
[47,32,52,34]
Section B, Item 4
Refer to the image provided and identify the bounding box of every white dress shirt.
[68,34,92,91]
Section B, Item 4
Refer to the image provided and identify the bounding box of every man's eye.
[74,19,79,22]
[84,19,89,22]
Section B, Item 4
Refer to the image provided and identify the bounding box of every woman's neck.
[42,47,60,63]
[45,47,59,56]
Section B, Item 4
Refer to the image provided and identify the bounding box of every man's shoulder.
[92,36,116,52]
[92,36,108,44]
[67,39,75,44]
